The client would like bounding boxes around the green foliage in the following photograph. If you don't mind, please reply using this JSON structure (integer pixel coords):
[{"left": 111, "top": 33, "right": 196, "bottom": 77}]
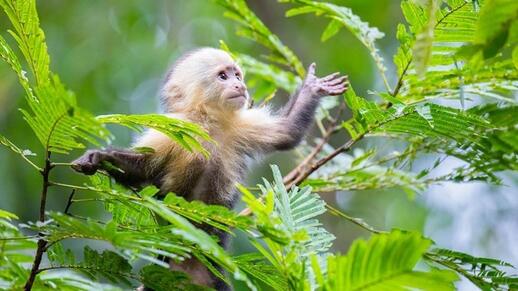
[
  {"left": 397, "top": 0, "right": 517, "bottom": 104},
  {"left": 233, "top": 253, "right": 288, "bottom": 290},
  {"left": 0, "top": 0, "right": 210, "bottom": 155},
  {"left": 302, "top": 148, "right": 428, "bottom": 193},
  {"left": 140, "top": 265, "right": 210, "bottom": 291},
  {"left": 321, "top": 230, "right": 458, "bottom": 290},
  {"left": 214, "top": 0, "right": 305, "bottom": 77},
  {"left": 282, "top": 0, "right": 389, "bottom": 88},
  {"left": 238, "top": 165, "right": 334, "bottom": 289},
  {"left": 426, "top": 248, "right": 518, "bottom": 290},
  {"left": 1, "top": 0, "right": 517, "bottom": 290},
  {"left": 266, "top": 165, "right": 335, "bottom": 258},
  {"left": 472, "top": 0, "right": 518, "bottom": 58},
  {"left": 47, "top": 244, "right": 134, "bottom": 285},
  {"left": 97, "top": 114, "right": 213, "bottom": 157}
]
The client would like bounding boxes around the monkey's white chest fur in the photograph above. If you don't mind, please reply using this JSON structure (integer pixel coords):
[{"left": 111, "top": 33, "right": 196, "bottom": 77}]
[{"left": 134, "top": 112, "right": 259, "bottom": 207}]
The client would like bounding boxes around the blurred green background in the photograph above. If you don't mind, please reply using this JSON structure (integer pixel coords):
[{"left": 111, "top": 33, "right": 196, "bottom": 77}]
[{"left": 1, "top": 1, "right": 517, "bottom": 289}]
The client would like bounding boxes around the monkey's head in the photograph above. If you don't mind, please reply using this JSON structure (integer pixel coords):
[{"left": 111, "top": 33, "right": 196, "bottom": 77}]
[{"left": 163, "top": 47, "right": 249, "bottom": 113}]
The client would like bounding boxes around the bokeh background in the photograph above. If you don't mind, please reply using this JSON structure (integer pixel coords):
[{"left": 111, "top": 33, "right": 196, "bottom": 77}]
[{"left": 1, "top": 1, "right": 517, "bottom": 289}]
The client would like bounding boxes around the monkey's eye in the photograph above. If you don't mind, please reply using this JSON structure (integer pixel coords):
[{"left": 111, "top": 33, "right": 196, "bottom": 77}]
[
  {"left": 235, "top": 73, "right": 241, "bottom": 81},
  {"left": 218, "top": 72, "right": 228, "bottom": 81}
]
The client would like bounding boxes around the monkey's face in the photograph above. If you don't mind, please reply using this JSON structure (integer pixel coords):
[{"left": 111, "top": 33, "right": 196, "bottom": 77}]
[{"left": 214, "top": 64, "right": 249, "bottom": 110}]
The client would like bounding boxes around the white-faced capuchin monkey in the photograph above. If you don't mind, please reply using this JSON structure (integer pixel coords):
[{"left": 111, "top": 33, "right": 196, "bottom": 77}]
[{"left": 72, "top": 47, "right": 348, "bottom": 290}]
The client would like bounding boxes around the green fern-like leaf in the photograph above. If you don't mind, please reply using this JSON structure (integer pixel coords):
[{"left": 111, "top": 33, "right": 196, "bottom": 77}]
[
  {"left": 265, "top": 165, "right": 335, "bottom": 257},
  {"left": 97, "top": 114, "right": 213, "bottom": 157},
  {"left": 397, "top": 0, "right": 518, "bottom": 104},
  {"left": 0, "top": 0, "right": 111, "bottom": 154},
  {"left": 42, "top": 212, "right": 190, "bottom": 267},
  {"left": 139, "top": 197, "right": 257, "bottom": 290},
  {"left": 234, "top": 253, "right": 288, "bottom": 290},
  {"left": 323, "top": 230, "right": 458, "bottom": 290},
  {"left": 426, "top": 248, "right": 518, "bottom": 290}
]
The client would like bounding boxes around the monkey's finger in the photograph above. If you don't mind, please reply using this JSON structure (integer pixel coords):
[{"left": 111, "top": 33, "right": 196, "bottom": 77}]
[
  {"left": 327, "top": 89, "right": 346, "bottom": 96},
  {"left": 324, "top": 76, "right": 347, "bottom": 86},
  {"left": 331, "top": 84, "right": 348, "bottom": 93},
  {"left": 331, "top": 85, "right": 349, "bottom": 94},
  {"left": 321, "top": 72, "right": 340, "bottom": 82},
  {"left": 71, "top": 162, "right": 98, "bottom": 175},
  {"left": 325, "top": 83, "right": 348, "bottom": 93},
  {"left": 325, "top": 82, "right": 348, "bottom": 90},
  {"left": 307, "top": 63, "right": 316, "bottom": 76}
]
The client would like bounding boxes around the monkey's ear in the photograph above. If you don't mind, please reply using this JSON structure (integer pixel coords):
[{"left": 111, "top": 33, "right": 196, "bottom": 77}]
[{"left": 161, "top": 85, "right": 184, "bottom": 110}]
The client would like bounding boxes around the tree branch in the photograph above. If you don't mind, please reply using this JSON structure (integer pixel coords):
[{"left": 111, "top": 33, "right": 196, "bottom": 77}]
[
  {"left": 286, "top": 137, "right": 359, "bottom": 188},
  {"left": 24, "top": 153, "right": 51, "bottom": 291},
  {"left": 284, "top": 102, "right": 346, "bottom": 185}
]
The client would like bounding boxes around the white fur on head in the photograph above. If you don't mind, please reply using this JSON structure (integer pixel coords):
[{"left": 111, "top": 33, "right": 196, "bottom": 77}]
[{"left": 162, "top": 47, "right": 237, "bottom": 113}]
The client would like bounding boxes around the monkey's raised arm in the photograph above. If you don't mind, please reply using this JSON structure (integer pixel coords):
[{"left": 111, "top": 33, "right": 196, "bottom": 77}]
[
  {"left": 268, "top": 63, "right": 348, "bottom": 150},
  {"left": 72, "top": 149, "right": 154, "bottom": 188}
]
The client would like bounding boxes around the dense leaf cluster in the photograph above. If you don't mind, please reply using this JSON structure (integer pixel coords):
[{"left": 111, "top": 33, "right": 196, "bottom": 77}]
[{"left": 1, "top": 0, "right": 517, "bottom": 290}]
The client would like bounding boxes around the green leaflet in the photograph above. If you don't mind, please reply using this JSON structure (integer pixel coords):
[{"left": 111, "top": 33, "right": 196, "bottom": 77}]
[
  {"left": 97, "top": 114, "right": 213, "bottom": 157},
  {"left": 426, "top": 248, "right": 518, "bottom": 290},
  {"left": 0, "top": 0, "right": 111, "bottom": 154},
  {"left": 397, "top": 0, "right": 518, "bottom": 104},
  {"left": 47, "top": 244, "right": 134, "bottom": 286},
  {"left": 323, "top": 230, "right": 458, "bottom": 290}
]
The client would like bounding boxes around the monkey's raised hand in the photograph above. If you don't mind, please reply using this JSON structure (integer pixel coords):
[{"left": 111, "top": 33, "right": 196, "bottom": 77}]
[{"left": 302, "top": 63, "right": 349, "bottom": 97}]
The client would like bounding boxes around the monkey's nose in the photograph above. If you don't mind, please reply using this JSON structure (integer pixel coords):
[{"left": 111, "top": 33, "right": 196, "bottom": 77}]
[{"left": 234, "top": 83, "right": 245, "bottom": 92}]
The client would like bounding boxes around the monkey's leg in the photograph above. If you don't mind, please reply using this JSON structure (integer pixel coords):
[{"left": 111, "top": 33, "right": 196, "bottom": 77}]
[{"left": 72, "top": 149, "right": 151, "bottom": 187}]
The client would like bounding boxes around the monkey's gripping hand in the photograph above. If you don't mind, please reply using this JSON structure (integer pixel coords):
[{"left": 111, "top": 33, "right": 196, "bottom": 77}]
[
  {"left": 72, "top": 150, "right": 110, "bottom": 175},
  {"left": 72, "top": 149, "right": 150, "bottom": 187},
  {"left": 302, "top": 63, "right": 349, "bottom": 98}
]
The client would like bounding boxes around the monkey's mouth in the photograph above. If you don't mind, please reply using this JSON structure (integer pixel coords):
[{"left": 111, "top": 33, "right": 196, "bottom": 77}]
[{"left": 228, "top": 95, "right": 246, "bottom": 100}]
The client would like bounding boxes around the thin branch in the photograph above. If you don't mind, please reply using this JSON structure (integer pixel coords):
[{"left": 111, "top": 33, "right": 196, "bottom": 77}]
[
  {"left": 36, "top": 265, "right": 140, "bottom": 280},
  {"left": 288, "top": 137, "right": 360, "bottom": 188},
  {"left": 64, "top": 190, "right": 76, "bottom": 215},
  {"left": 423, "top": 252, "right": 486, "bottom": 288},
  {"left": 326, "top": 204, "right": 386, "bottom": 234},
  {"left": 391, "top": 58, "right": 412, "bottom": 98},
  {"left": 284, "top": 102, "right": 346, "bottom": 185},
  {"left": 24, "top": 152, "right": 51, "bottom": 291},
  {"left": 434, "top": 1, "right": 469, "bottom": 29},
  {"left": 24, "top": 109, "right": 71, "bottom": 290}
]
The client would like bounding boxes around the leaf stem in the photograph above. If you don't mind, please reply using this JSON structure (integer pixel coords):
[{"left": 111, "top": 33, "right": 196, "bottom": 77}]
[
  {"left": 51, "top": 162, "right": 74, "bottom": 167},
  {"left": 0, "top": 235, "right": 39, "bottom": 241},
  {"left": 326, "top": 204, "right": 386, "bottom": 234},
  {"left": 35, "top": 265, "right": 140, "bottom": 280},
  {"left": 49, "top": 181, "right": 89, "bottom": 191}
]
